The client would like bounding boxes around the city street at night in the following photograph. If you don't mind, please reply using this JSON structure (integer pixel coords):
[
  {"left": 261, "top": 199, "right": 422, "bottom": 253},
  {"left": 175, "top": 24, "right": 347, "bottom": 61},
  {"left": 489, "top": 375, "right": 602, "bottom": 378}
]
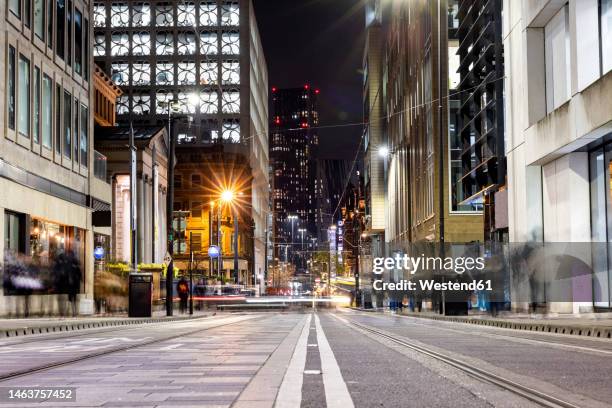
[
  {"left": 0, "top": 309, "right": 610, "bottom": 407},
  {"left": 2, "top": 0, "right": 612, "bottom": 406}
]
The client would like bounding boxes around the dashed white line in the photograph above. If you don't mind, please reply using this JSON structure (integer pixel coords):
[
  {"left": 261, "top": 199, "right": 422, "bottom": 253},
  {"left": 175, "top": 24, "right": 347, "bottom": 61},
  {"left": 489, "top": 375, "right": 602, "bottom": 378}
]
[{"left": 315, "top": 314, "right": 355, "bottom": 408}]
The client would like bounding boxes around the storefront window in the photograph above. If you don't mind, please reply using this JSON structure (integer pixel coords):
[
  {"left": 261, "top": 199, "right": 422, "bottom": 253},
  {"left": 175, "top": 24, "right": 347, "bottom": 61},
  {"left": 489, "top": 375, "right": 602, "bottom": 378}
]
[
  {"left": 589, "top": 144, "right": 612, "bottom": 308},
  {"left": 29, "top": 218, "right": 85, "bottom": 279},
  {"left": 4, "top": 211, "right": 25, "bottom": 253}
]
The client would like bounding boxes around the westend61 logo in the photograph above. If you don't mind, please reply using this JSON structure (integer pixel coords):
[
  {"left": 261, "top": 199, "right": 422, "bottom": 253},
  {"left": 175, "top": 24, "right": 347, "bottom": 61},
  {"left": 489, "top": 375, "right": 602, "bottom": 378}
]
[{"left": 372, "top": 254, "right": 492, "bottom": 292}]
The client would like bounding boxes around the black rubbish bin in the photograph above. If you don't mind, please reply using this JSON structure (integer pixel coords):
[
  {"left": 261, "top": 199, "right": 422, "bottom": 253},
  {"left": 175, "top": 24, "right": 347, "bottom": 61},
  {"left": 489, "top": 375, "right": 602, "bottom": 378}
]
[{"left": 129, "top": 273, "right": 153, "bottom": 317}]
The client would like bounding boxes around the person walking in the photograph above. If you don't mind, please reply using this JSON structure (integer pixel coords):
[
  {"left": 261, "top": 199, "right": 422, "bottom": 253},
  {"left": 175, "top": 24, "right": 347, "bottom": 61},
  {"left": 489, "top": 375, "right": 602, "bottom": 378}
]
[
  {"left": 65, "top": 251, "right": 82, "bottom": 317},
  {"left": 177, "top": 276, "right": 189, "bottom": 314}
]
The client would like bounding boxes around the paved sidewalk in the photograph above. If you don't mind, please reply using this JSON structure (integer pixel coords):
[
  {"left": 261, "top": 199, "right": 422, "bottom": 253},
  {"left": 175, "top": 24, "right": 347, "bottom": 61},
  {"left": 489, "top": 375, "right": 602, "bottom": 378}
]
[
  {"left": 354, "top": 308, "right": 612, "bottom": 339},
  {"left": 0, "top": 311, "right": 211, "bottom": 338}
]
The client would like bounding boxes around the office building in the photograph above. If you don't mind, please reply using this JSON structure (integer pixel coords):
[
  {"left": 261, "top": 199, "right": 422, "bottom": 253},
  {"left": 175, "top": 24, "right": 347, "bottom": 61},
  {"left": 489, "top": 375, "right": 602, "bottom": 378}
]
[
  {"left": 92, "top": 0, "right": 269, "bottom": 284},
  {"left": 270, "top": 86, "right": 319, "bottom": 266},
  {"left": 505, "top": 0, "right": 612, "bottom": 313},
  {"left": 1, "top": 0, "right": 96, "bottom": 315}
]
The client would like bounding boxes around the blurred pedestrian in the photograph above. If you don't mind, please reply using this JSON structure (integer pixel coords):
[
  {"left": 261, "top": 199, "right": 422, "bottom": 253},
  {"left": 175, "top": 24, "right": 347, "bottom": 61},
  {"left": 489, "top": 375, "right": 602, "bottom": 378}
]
[
  {"left": 177, "top": 276, "right": 189, "bottom": 314},
  {"left": 53, "top": 251, "right": 69, "bottom": 316},
  {"left": 66, "top": 251, "right": 82, "bottom": 317}
]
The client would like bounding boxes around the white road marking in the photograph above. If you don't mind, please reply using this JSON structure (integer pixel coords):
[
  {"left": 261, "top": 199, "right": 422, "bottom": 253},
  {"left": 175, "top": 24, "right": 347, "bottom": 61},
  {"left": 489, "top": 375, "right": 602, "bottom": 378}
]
[
  {"left": 160, "top": 343, "right": 184, "bottom": 350},
  {"left": 274, "top": 314, "right": 312, "bottom": 408},
  {"left": 315, "top": 314, "right": 355, "bottom": 408},
  {"left": 304, "top": 369, "right": 322, "bottom": 375}
]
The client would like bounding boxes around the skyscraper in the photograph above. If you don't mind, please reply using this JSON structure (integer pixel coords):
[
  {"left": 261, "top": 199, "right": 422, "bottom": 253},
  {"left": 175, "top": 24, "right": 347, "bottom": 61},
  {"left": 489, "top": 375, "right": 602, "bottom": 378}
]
[
  {"left": 92, "top": 0, "right": 269, "bottom": 282},
  {"left": 270, "top": 86, "right": 319, "bottom": 265}
]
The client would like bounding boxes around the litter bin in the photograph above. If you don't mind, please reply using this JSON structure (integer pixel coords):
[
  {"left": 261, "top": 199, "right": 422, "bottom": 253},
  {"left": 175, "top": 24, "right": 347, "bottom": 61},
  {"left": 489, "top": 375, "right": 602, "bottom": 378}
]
[{"left": 129, "top": 273, "right": 153, "bottom": 317}]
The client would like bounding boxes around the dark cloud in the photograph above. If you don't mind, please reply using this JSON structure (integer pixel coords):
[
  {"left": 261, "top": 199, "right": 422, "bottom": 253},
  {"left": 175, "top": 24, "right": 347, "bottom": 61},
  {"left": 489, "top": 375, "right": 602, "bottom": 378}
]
[{"left": 253, "top": 0, "right": 365, "bottom": 159}]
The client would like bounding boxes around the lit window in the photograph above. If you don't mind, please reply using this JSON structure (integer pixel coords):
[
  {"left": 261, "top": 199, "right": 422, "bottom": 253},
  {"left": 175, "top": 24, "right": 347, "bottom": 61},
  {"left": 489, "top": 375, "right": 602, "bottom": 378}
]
[
  {"left": 200, "top": 62, "right": 218, "bottom": 85},
  {"left": 156, "top": 92, "right": 172, "bottom": 114},
  {"left": 199, "top": 2, "right": 217, "bottom": 26},
  {"left": 221, "top": 61, "right": 240, "bottom": 84},
  {"left": 177, "top": 62, "right": 196, "bottom": 85},
  {"left": 132, "top": 2, "right": 151, "bottom": 27},
  {"left": 94, "top": 34, "right": 106, "bottom": 57},
  {"left": 132, "top": 63, "right": 151, "bottom": 85},
  {"left": 177, "top": 92, "right": 198, "bottom": 114},
  {"left": 156, "top": 32, "right": 174, "bottom": 55},
  {"left": 74, "top": 9, "right": 83, "bottom": 75},
  {"left": 133, "top": 95, "right": 151, "bottom": 115},
  {"left": 110, "top": 3, "right": 129, "bottom": 27},
  {"left": 132, "top": 32, "right": 151, "bottom": 55},
  {"left": 155, "top": 3, "right": 173, "bottom": 26},
  {"left": 221, "top": 2, "right": 239, "bottom": 26},
  {"left": 155, "top": 63, "right": 174, "bottom": 85},
  {"left": 177, "top": 33, "right": 196, "bottom": 55},
  {"left": 111, "top": 63, "right": 129, "bottom": 85},
  {"left": 80, "top": 105, "right": 88, "bottom": 167},
  {"left": 221, "top": 91, "right": 240, "bottom": 113},
  {"left": 177, "top": 2, "right": 196, "bottom": 26},
  {"left": 199, "top": 92, "right": 218, "bottom": 114},
  {"left": 200, "top": 32, "right": 218, "bottom": 55},
  {"left": 116, "top": 95, "right": 130, "bottom": 115},
  {"left": 93, "top": 3, "right": 106, "bottom": 27},
  {"left": 110, "top": 33, "right": 129, "bottom": 56},
  {"left": 221, "top": 32, "right": 240, "bottom": 54},
  {"left": 63, "top": 91, "right": 71, "bottom": 157},
  {"left": 222, "top": 120, "right": 240, "bottom": 143}
]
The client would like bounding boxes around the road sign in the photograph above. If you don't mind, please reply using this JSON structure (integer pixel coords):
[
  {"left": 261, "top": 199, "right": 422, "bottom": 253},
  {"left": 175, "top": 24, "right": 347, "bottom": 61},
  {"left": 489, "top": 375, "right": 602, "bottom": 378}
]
[
  {"left": 94, "top": 246, "right": 105, "bottom": 260},
  {"left": 208, "top": 245, "right": 220, "bottom": 258},
  {"left": 315, "top": 278, "right": 321, "bottom": 284},
  {"left": 163, "top": 252, "right": 172, "bottom": 266}
]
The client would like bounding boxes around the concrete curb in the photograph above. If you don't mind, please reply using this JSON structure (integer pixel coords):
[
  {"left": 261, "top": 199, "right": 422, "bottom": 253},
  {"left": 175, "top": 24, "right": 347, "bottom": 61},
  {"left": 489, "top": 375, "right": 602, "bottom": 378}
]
[
  {"left": 0, "top": 315, "right": 206, "bottom": 338},
  {"left": 351, "top": 308, "right": 612, "bottom": 339}
]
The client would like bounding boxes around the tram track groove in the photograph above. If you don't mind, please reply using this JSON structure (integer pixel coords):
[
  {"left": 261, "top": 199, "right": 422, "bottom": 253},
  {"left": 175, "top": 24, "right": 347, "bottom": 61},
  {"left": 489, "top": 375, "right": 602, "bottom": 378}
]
[{"left": 332, "top": 314, "right": 583, "bottom": 408}]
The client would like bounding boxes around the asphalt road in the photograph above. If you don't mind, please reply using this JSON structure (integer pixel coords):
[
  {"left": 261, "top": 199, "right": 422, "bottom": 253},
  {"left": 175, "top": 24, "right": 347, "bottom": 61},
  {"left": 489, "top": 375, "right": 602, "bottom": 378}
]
[{"left": 0, "top": 309, "right": 610, "bottom": 407}]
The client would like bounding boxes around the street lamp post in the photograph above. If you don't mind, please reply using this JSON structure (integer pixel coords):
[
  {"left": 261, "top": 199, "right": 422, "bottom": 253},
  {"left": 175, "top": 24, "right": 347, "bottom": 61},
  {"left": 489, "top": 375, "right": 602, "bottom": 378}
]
[
  {"left": 298, "top": 228, "right": 306, "bottom": 271},
  {"left": 288, "top": 215, "right": 297, "bottom": 264},
  {"left": 209, "top": 201, "right": 214, "bottom": 279},
  {"left": 189, "top": 231, "right": 194, "bottom": 315},
  {"left": 221, "top": 190, "right": 239, "bottom": 285},
  {"left": 163, "top": 99, "right": 181, "bottom": 317}
]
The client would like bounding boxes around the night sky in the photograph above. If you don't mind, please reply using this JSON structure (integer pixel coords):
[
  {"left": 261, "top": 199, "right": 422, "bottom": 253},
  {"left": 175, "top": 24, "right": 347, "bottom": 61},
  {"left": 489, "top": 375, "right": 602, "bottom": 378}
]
[{"left": 252, "top": 0, "right": 366, "bottom": 159}]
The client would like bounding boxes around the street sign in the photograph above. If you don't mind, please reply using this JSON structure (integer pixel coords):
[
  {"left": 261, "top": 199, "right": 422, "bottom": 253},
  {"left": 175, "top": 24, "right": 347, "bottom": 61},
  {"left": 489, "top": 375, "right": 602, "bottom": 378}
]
[
  {"left": 94, "top": 246, "right": 105, "bottom": 261},
  {"left": 208, "top": 245, "right": 220, "bottom": 258},
  {"left": 315, "top": 278, "right": 321, "bottom": 284},
  {"left": 163, "top": 252, "right": 172, "bottom": 266}
]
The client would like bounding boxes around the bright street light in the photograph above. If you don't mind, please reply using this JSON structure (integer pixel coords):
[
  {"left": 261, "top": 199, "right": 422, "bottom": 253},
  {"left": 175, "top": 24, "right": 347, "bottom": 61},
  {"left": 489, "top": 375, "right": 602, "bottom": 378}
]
[
  {"left": 221, "top": 190, "right": 235, "bottom": 203},
  {"left": 378, "top": 146, "right": 389, "bottom": 158}
]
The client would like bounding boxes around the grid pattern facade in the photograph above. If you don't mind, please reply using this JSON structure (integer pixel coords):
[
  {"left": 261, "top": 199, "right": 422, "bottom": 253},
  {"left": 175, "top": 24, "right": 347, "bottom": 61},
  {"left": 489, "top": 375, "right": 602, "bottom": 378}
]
[
  {"left": 456, "top": 0, "right": 505, "bottom": 203},
  {"left": 92, "top": 0, "right": 244, "bottom": 144}
]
